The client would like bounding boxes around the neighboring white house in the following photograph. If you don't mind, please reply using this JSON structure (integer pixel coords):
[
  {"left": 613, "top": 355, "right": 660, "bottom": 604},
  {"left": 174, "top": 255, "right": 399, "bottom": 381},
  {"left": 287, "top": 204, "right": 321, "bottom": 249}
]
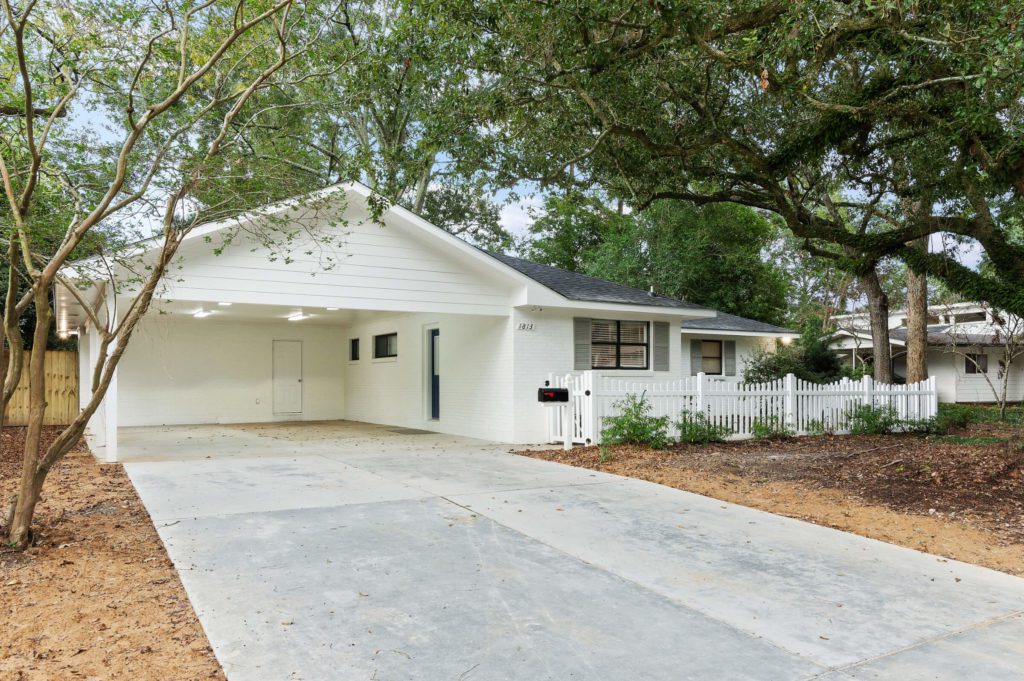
[
  {"left": 57, "top": 182, "right": 793, "bottom": 459},
  {"left": 830, "top": 302, "right": 1024, "bottom": 404}
]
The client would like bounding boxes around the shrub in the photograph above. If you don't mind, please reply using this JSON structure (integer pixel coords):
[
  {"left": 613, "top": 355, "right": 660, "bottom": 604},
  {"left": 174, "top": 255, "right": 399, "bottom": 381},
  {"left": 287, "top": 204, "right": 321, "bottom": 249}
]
[
  {"left": 847, "top": 405, "right": 903, "bottom": 435},
  {"left": 750, "top": 416, "right": 794, "bottom": 440},
  {"left": 676, "top": 410, "right": 732, "bottom": 444},
  {"left": 743, "top": 317, "right": 847, "bottom": 384},
  {"left": 932, "top": 404, "right": 976, "bottom": 434},
  {"left": 804, "top": 419, "right": 835, "bottom": 436},
  {"left": 601, "top": 392, "right": 671, "bottom": 449}
]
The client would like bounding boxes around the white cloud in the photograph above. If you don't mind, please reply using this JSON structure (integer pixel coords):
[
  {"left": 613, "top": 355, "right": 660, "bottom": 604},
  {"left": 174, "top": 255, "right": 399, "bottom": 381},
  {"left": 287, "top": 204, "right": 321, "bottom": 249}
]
[{"left": 498, "top": 193, "right": 545, "bottom": 238}]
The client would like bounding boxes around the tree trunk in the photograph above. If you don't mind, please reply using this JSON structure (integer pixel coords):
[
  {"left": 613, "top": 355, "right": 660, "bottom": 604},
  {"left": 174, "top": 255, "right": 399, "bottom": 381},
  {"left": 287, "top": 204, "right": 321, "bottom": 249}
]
[
  {"left": 905, "top": 237, "right": 929, "bottom": 384},
  {"left": 1, "top": 245, "right": 25, "bottom": 431},
  {"left": 859, "top": 267, "right": 894, "bottom": 383},
  {"left": 6, "top": 287, "right": 52, "bottom": 548}
]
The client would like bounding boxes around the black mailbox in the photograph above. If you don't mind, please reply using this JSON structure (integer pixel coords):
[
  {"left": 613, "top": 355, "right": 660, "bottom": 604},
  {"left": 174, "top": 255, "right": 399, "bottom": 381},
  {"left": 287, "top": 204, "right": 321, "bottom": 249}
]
[{"left": 538, "top": 387, "right": 569, "bottom": 403}]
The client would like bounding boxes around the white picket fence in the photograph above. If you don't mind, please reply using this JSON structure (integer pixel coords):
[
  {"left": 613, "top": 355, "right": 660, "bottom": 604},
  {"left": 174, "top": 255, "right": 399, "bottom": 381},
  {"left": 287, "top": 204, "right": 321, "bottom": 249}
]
[{"left": 546, "top": 371, "right": 939, "bottom": 447}]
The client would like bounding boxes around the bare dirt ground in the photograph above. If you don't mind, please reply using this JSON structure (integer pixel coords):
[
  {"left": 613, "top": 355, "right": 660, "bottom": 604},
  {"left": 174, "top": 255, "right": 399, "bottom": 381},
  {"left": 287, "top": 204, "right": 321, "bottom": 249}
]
[
  {"left": 0, "top": 427, "right": 225, "bottom": 680},
  {"left": 523, "top": 424, "right": 1024, "bottom": 576}
]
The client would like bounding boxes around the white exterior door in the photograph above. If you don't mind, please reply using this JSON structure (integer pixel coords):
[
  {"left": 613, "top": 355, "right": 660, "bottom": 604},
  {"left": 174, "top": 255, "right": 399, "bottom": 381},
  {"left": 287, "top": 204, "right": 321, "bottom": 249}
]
[{"left": 273, "top": 340, "right": 303, "bottom": 414}]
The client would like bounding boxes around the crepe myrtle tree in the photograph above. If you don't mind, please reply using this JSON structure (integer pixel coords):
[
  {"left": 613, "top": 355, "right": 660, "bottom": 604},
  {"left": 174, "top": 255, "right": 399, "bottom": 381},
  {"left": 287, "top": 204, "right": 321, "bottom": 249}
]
[{"left": 0, "top": 0, "right": 357, "bottom": 548}]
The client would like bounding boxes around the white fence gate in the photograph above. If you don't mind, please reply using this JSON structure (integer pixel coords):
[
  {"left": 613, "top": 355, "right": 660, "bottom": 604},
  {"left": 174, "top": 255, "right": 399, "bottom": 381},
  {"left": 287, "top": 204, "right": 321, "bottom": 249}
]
[{"left": 546, "top": 371, "right": 939, "bottom": 446}]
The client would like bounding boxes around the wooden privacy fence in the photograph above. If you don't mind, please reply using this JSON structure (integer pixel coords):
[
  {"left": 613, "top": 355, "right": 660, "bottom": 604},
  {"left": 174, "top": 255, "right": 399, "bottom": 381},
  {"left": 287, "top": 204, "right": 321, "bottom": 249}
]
[
  {"left": 547, "top": 371, "right": 939, "bottom": 446},
  {"left": 2, "top": 350, "right": 79, "bottom": 426}
]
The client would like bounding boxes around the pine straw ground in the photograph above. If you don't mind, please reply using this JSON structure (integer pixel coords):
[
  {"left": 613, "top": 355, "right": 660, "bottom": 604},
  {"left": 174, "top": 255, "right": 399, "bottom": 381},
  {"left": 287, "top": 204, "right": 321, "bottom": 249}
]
[
  {"left": 0, "top": 427, "right": 224, "bottom": 680},
  {"left": 523, "top": 421, "right": 1024, "bottom": 576}
]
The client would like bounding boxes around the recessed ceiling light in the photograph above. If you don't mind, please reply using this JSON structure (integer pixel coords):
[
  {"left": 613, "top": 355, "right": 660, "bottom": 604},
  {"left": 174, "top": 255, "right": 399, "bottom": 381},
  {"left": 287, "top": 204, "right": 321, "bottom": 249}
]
[
  {"left": 287, "top": 313, "right": 312, "bottom": 322},
  {"left": 194, "top": 309, "right": 214, "bottom": 318},
  {"left": 218, "top": 302, "right": 232, "bottom": 306},
  {"left": 325, "top": 307, "right": 339, "bottom": 311}
]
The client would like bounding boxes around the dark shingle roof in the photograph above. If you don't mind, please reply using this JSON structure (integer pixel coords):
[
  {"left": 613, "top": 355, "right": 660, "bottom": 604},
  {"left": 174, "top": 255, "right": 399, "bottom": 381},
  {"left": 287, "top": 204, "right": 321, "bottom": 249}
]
[
  {"left": 680, "top": 310, "right": 795, "bottom": 335},
  {"left": 480, "top": 250, "right": 708, "bottom": 310}
]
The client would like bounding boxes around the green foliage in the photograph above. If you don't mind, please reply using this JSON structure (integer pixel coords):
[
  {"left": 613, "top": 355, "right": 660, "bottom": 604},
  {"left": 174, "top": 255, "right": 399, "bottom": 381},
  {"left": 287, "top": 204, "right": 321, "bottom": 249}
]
[
  {"left": 935, "top": 403, "right": 1024, "bottom": 426},
  {"left": 804, "top": 419, "right": 835, "bottom": 436},
  {"left": 750, "top": 417, "right": 794, "bottom": 440},
  {"left": 676, "top": 410, "right": 731, "bottom": 444},
  {"left": 523, "top": 195, "right": 790, "bottom": 325},
  {"left": 442, "top": 0, "right": 1024, "bottom": 314},
  {"left": 847, "top": 405, "right": 904, "bottom": 436},
  {"left": 932, "top": 404, "right": 977, "bottom": 434},
  {"left": 744, "top": 317, "right": 846, "bottom": 384},
  {"left": 600, "top": 393, "right": 671, "bottom": 449}
]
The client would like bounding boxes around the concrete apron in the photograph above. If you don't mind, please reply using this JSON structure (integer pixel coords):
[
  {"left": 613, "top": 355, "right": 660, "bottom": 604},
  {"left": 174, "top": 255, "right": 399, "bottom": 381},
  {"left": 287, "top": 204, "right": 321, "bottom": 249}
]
[{"left": 125, "top": 432, "right": 1024, "bottom": 681}]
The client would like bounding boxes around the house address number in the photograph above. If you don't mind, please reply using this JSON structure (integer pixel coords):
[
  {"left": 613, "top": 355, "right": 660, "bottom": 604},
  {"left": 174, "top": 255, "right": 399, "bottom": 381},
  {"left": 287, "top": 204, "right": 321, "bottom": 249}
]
[{"left": 517, "top": 323, "right": 535, "bottom": 331}]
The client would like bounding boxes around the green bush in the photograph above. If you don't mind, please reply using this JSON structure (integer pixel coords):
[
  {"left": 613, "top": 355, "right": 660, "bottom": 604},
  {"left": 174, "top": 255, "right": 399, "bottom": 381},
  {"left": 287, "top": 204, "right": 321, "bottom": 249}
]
[
  {"left": 676, "top": 410, "right": 732, "bottom": 444},
  {"left": 743, "top": 317, "right": 846, "bottom": 384},
  {"left": 847, "top": 405, "right": 900, "bottom": 435},
  {"left": 932, "top": 404, "right": 976, "bottom": 434},
  {"left": 600, "top": 392, "right": 671, "bottom": 449},
  {"left": 847, "top": 405, "right": 921, "bottom": 435},
  {"left": 750, "top": 416, "right": 794, "bottom": 440},
  {"left": 804, "top": 418, "right": 835, "bottom": 436}
]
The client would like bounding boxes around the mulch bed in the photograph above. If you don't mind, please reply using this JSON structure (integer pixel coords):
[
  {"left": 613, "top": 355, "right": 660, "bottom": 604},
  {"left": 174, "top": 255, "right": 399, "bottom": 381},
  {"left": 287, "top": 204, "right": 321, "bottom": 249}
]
[
  {"left": 0, "top": 426, "right": 225, "bottom": 680},
  {"left": 522, "top": 423, "right": 1024, "bottom": 575}
]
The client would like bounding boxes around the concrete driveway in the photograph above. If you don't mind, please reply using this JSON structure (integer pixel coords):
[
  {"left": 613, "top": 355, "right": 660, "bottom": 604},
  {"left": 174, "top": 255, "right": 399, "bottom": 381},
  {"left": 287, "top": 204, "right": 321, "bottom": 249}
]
[{"left": 124, "top": 423, "right": 1024, "bottom": 681}]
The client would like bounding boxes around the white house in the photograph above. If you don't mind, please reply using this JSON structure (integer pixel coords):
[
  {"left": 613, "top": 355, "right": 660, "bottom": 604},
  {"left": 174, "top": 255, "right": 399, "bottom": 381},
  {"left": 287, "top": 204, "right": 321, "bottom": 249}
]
[
  {"left": 830, "top": 302, "right": 1024, "bottom": 404},
  {"left": 57, "top": 182, "right": 793, "bottom": 459}
]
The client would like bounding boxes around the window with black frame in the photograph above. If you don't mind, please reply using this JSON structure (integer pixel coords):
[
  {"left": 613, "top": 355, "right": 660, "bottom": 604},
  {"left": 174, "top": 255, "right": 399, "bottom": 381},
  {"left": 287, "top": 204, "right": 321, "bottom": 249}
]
[
  {"left": 591, "top": 320, "right": 649, "bottom": 369},
  {"left": 373, "top": 332, "right": 398, "bottom": 358}
]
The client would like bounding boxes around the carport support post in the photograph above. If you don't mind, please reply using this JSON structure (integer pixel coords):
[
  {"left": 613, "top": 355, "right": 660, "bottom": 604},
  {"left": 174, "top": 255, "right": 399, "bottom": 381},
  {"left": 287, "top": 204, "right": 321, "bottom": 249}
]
[{"left": 103, "top": 358, "right": 118, "bottom": 463}]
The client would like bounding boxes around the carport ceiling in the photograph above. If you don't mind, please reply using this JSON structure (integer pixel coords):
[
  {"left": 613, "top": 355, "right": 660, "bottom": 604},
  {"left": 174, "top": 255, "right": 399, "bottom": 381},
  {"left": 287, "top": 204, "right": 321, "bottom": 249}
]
[{"left": 143, "top": 299, "right": 373, "bottom": 325}]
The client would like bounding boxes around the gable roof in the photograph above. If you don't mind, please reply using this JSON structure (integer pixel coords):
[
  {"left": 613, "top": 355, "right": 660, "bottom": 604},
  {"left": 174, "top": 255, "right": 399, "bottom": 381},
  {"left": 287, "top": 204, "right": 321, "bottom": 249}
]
[
  {"left": 680, "top": 310, "right": 795, "bottom": 336},
  {"left": 61, "top": 182, "right": 716, "bottom": 319},
  {"left": 480, "top": 250, "right": 708, "bottom": 310}
]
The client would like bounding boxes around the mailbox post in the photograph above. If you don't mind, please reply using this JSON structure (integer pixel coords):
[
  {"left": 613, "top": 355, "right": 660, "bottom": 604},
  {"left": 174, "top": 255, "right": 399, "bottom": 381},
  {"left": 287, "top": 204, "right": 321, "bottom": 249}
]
[{"left": 538, "top": 384, "right": 573, "bottom": 450}]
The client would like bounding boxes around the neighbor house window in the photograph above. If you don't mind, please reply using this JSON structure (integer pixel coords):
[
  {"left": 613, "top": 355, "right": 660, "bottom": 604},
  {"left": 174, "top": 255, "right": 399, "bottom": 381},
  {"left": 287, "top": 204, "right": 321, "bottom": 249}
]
[
  {"left": 590, "top": 320, "right": 649, "bottom": 370},
  {"left": 965, "top": 353, "right": 988, "bottom": 374},
  {"left": 373, "top": 333, "right": 398, "bottom": 358},
  {"left": 701, "top": 340, "right": 723, "bottom": 375},
  {"left": 349, "top": 338, "right": 360, "bottom": 361}
]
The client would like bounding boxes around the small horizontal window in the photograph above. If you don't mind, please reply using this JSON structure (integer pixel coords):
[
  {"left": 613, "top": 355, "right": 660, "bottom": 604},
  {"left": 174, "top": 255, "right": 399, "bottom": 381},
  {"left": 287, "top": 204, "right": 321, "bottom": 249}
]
[
  {"left": 349, "top": 338, "right": 360, "bottom": 361},
  {"left": 374, "top": 333, "right": 397, "bottom": 359}
]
